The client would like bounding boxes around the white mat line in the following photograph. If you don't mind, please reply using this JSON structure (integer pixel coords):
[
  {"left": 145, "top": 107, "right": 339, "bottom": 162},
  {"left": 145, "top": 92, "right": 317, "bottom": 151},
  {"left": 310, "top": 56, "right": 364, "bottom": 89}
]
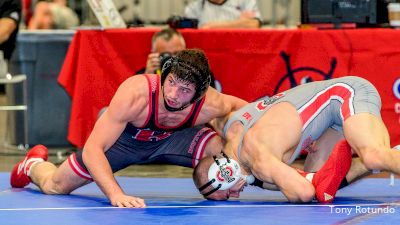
[{"left": 1, "top": 203, "right": 400, "bottom": 211}]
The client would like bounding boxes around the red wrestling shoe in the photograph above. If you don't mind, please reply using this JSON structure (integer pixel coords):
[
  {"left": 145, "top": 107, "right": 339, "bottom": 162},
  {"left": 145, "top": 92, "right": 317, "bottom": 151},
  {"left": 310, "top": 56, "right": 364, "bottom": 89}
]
[
  {"left": 10, "top": 144, "right": 48, "bottom": 188},
  {"left": 312, "top": 140, "right": 352, "bottom": 203}
]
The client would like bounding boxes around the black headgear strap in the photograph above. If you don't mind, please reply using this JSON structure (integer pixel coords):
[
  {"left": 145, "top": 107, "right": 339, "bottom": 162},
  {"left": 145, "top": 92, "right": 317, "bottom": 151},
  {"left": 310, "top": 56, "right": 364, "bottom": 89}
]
[{"left": 197, "top": 153, "right": 230, "bottom": 197}]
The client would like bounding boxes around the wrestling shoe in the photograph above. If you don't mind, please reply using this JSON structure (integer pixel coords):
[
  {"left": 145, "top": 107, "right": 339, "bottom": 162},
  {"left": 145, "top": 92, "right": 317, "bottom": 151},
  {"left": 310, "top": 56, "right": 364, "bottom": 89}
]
[
  {"left": 312, "top": 139, "right": 352, "bottom": 203},
  {"left": 10, "top": 144, "right": 48, "bottom": 188}
]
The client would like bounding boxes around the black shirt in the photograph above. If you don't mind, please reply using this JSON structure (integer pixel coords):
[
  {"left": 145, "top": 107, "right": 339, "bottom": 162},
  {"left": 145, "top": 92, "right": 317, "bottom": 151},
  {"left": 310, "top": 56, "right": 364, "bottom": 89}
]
[{"left": 0, "top": 0, "right": 21, "bottom": 60}]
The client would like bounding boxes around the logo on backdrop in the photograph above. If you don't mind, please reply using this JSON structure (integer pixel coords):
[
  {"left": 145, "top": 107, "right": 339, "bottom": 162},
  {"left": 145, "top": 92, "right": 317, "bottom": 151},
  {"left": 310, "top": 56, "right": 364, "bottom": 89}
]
[
  {"left": 393, "top": 78, "right": 400, "bottom": 100},
  {"left": 273, "top": 51, "right": 336, "bottom": 94},
  {"left": 393, "top": 78, "right": 400, "bottom": 124}
]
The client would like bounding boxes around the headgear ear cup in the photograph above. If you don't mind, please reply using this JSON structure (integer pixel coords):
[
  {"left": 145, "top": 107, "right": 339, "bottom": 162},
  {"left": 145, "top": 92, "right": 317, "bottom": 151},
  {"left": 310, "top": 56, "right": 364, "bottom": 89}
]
[
  {"left": 207, "top": 157, "right": 242, "bottom": 190},
  {"left": 160, "top": 57, "right": 175, "bottom": 85},
  {"left": 199, "top": 153, "right": 256, "bottom": 197}
]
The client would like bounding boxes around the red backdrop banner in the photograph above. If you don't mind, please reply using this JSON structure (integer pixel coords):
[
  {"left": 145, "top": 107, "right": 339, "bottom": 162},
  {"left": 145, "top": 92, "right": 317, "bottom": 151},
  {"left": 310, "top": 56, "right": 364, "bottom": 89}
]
[{"left": 58, "top": 28, "right": 400, "bottom": 148}]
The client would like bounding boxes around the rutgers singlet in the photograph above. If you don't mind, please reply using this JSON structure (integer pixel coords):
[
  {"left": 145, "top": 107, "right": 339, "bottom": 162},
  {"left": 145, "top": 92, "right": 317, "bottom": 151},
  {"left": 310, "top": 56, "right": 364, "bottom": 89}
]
[{"left": 125, "top": 74, "right": 206, "bottom": 142}]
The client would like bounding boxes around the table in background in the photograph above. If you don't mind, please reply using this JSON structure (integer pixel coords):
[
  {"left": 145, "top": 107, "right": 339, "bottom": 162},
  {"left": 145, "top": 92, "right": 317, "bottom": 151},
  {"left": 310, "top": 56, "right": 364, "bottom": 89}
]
[{"left": 10, "top": 30, "right": 75, "bottom": 147}]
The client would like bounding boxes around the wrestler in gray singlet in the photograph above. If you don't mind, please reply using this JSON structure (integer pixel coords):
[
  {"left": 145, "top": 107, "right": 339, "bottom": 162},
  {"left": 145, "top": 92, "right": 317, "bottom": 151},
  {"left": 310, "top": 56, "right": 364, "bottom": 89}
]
[{"left": 223, "top": 76, "right": 381, "bottom": 165}]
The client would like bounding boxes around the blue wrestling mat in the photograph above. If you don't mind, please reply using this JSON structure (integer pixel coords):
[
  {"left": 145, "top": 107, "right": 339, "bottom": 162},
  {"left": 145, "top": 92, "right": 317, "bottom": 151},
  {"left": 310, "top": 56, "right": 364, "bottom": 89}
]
[{"left": 0, "top": 172, "right": 399, "bottom": 225}]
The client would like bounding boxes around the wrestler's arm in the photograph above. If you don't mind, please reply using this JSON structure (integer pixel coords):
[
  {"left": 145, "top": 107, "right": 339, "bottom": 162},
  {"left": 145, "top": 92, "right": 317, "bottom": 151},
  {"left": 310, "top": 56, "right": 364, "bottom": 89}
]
[
  {"left": 251, "top": 178, "right": 280, "bottom": 191},
  {"left": 204, "top": 88, "right": 247, "bottom": 135},
  {"left": 251, "top": 156, "right": 315, "bottom": 203},
  {"left": 208, "top": 113, "right": 232, "bottom": 136},
  {"left": 82, "top": 76, "right": 147, "bottom": 208}
]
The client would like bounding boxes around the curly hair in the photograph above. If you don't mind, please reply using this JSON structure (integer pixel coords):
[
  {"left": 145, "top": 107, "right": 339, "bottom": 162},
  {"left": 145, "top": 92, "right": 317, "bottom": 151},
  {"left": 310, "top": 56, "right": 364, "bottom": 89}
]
[{"left": 161, "top": 49, "right": 212, "bottom": 104}]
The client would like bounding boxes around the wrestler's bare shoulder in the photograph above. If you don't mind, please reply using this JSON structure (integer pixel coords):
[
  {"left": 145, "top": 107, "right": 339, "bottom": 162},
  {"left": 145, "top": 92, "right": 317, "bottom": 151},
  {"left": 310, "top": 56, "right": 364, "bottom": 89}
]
[
  {"left": 195, "top": 88, "right": 226, "bottom": 120},
  {"left": 108, "top": 75, "right": 151, "bottom": 121},
  {"left": 118, "top": 75, "right": 150, "bottom": 97},
  {"left": 203, "top": 88, "right": 241, "bottom": 113}
]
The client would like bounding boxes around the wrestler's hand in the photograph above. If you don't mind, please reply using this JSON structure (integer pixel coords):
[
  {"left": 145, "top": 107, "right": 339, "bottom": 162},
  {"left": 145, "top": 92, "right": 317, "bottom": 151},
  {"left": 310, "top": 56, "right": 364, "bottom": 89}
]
[
  {"left": 110, "top": 194, "right": 146, "bottom": 208},
  {"left": 145, "top": 52, "right": 161, "bottom": 74}
]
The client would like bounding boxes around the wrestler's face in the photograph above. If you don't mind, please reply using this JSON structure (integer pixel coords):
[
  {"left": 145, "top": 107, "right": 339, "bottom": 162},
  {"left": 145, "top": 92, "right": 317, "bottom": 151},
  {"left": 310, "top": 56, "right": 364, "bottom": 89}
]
[
  {"left": 206, "top": 178, "right": 247, "bottom": 200},
  {"left": 163, "top": 74, "right": 196, "bottom": 109}
]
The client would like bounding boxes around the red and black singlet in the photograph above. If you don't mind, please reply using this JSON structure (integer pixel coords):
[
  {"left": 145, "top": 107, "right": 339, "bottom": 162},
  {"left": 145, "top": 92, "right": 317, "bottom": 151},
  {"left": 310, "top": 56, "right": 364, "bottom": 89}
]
[{"left": 124, "top": 74, "right": 205, "bottom": 142}]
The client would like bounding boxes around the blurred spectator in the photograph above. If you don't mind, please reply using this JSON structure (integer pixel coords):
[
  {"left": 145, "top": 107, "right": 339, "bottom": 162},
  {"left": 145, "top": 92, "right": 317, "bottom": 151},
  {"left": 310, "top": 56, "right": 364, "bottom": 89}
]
[
  {"left": 0, "top": 0, "right": 22, "bottom": 60},
  {"left": 184, "top": 0, "right": 261, "bottom": 29},
  {"left": 136, "top": 28, "right": 186, "bottom": 75},
  {"left": 28, "top": 0, "right": 79, "bottom": 29},
  {"left": 136, "top": 28, "right": 216, "bottom": 88}
]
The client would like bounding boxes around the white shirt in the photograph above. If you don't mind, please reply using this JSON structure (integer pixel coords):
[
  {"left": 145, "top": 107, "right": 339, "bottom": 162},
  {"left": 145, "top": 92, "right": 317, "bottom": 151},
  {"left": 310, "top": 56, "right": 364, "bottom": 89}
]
[{"left": 184, "top": 0, "right": 261, "bottom": 27}]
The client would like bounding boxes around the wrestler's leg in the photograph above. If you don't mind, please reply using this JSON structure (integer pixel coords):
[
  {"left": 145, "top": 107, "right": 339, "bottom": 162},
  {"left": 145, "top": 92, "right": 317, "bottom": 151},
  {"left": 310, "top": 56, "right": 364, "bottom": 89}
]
[
  {"left": 345, "top": 157, "right": 370, "bottom": 183},
  {"left": 202, "top": 134, "right": 224, "bottom": 158},
  {"left": 149, "top": 126, "right": 220, "bottom": 168},
  {"left": 304, "top": 128, "right": 344, "bottom": 172},
  {"left": 343, "top": 113, "right": 399, "bottom": 173},
  {"left": 10, "top": 145, "right": 91, "bottom": 194},
  {"left": 304, "top": 128, "right": 370, "bottom": 184},
  {"left": 30, "top": 159, "right": 91, "bottom": 194}
]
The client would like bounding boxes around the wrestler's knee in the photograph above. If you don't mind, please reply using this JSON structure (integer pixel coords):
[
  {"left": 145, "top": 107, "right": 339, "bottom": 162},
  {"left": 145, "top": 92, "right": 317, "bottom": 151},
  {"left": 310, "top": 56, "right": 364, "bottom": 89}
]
[
  {"left": 288, "top": 183, "right": 315, "bottom": 203},
  {"left": 298, "top": 188, "right": 315, "bottom": 203},
  {"left": 41, "top": 176, "right": 73, "bottom": 195},
  {"left": 40, "top": 167, "right": 86, "bottom": 195},
  {"left": 289, "top": 192, "right": 315, "bottom": 203}
]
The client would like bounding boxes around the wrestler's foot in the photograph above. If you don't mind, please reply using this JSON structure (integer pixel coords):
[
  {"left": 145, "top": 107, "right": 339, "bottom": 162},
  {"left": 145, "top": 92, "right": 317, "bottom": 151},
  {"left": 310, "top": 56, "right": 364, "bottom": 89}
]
[
  {"left": 10, "top": 144, "right": 48, "bottom": 188},
  {"left": 312, "top": 140, "right": 352, "bottom": 203}
]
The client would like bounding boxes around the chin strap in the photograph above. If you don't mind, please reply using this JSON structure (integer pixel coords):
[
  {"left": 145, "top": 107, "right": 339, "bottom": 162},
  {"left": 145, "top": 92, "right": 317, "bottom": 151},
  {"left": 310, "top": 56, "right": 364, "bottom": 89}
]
[{"left": 163, "top": 99, "right": 190, "bottom": 112}]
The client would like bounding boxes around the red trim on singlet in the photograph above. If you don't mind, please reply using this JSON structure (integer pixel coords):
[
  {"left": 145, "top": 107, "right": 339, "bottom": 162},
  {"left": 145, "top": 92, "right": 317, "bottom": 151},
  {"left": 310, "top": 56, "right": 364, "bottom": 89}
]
[
  {"left": 136, "top": 75, "right": 158, "bottom": 128},
  {"left": 67, "top": 154, "right": 92, "bottom": 181},
  {"left": 299, "top": 84, "right": 354, "bottom": 130},
  {"left": 191, "top": 96, "right": 206, "bottom": 126},
  {"left": 192, "top": 130, "right": 217, "bottom": 167}
]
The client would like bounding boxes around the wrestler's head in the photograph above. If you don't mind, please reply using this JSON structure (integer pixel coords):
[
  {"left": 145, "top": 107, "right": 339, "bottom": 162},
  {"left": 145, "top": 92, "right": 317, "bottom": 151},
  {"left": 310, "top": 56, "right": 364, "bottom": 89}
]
[
  {"left": 161, "top": 49, "right": 211, "bottom": 111},
  {"left": 193, "top": 152, "right": 252, "bottom": 200}
]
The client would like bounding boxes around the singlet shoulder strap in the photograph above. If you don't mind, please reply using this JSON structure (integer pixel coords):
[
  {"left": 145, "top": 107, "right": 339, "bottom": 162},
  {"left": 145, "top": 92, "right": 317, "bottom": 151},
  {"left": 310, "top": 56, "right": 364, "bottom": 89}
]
[
  {"left": 186, "top": 96, "right": 206, "bottom": 127},
  {"left": 143, "top": 74, "right": 159, "bottom": 129}
]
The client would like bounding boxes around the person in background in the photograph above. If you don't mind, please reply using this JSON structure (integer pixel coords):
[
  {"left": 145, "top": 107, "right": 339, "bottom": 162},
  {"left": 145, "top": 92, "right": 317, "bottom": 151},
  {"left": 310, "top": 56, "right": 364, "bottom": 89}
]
[
  {"left": 184, "top": 0, "right": 261, "bottom": 29},
  {"left": 137, "top": 28, "right": 186, "bottom": 75},
  {"left": 136, "top": 28, "right": 216, "bottom": 88},
  {"left": 0, "top": 0, "right": 22, "bottom": 61},
  {"left": 27, "top": 0, "right": 79, "bottom": 29},
  {"left": 0, "top": 0, "right": 21, "bottom": 92}
]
